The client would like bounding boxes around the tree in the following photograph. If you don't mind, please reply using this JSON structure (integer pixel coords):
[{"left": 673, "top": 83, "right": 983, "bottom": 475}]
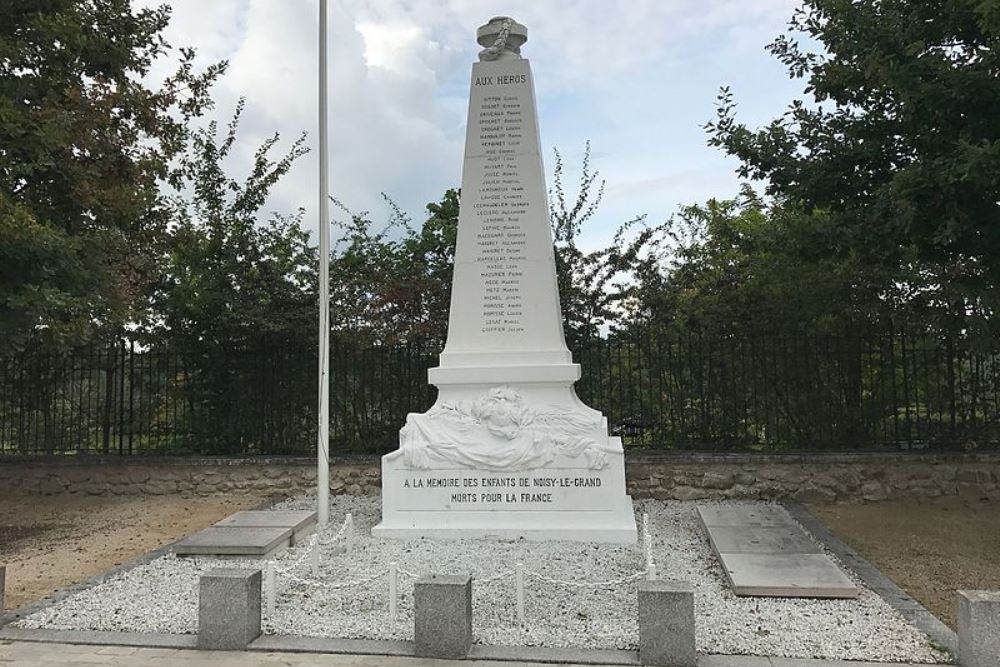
[
  {"left": 149, "top": 100, "right": 314, "bottom": 453},
  {"left": 0, "top": 1, "right": 224, "bottom": 352},
  {"left": 154, "top": 100, "right": 314, "bottom": 352},
  {"left": 327, "top": 190, "right": 458, "bottom": 347},
  {"left": 706, "top": 0, "right": 1000, "bottom": 338},
  {"left": 636, "top": 189, "right": 873, "bottom": 335},
  {"left": 549, "top": 143, "right": 667, "bottom": 345}
]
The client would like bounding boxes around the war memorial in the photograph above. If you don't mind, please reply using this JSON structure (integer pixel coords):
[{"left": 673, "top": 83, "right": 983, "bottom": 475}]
[
  {"left": 374, "top": 17, "right": 637, "bottom": 544},
  {"left": 0, "top": 13, "right": 998, "bottom": 667}
]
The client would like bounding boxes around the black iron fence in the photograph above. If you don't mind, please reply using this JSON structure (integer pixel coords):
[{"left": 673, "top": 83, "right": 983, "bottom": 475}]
[{"left": 1, "top": 331, "right": 998, "bottom": 455}]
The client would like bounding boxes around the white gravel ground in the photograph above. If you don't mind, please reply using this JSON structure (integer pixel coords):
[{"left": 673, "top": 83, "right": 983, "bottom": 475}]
[{"left": 16, "top": 496, "right": 952, "bottom": 663}]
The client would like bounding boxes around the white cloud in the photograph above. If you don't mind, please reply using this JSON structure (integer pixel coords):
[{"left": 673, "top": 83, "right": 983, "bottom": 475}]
[{"left": 139, "top": 0, "right": 807, "bottom": 244}]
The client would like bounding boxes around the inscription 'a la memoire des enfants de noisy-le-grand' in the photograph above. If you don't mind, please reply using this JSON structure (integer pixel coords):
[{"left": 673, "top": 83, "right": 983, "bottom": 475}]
[{"left": 372, "top": 17, "right": 638, "bottom": 543}]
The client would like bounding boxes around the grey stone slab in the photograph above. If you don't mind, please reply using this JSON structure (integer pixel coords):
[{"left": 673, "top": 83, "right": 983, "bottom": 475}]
[
  {"left": 214, "top": 510, "right": 317, "bottom": 547},
  {"left": 706, "top": 526, "right": 822, "bottom": 555},
  {"left": 638, "top": 579, "right": 696, "bottom": 667},
  {"left": 198, "top": 568, "right": 261, "bottom": 650},
  {"left": 697, "top": 505, "right": 796, "bottom": 528},
  {"left": 214, "top": 510, "right": 315, "bottom": 526},
  {"left": 174, "top": 526, "right": 291, "bottom": 556},
  {"left": 413, "top": 574, "right": 472, "bottom": 659},
  {"left": 957, "top": 590, "right": 1000, "bottom": 667},
  {"left": 719, "top": 553, "right": 858, "bottom": 598}
]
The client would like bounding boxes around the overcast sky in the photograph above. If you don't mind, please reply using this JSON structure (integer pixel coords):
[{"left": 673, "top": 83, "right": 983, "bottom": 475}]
[{"left": 141, "top": 0, "right": 806, "bottom": 249}]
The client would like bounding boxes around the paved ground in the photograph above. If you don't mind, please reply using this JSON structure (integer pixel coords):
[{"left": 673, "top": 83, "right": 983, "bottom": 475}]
[{"left": 0, "top": 641, "right": 955, "bottom": 666}]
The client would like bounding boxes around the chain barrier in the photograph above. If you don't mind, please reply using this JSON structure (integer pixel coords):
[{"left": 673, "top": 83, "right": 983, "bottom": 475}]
[
  {"left": 265, "top": 511, "right": 658, "bottom": 627},
  {"left": 283, "top": 568, "right": 386, "bottom": 592},
  {"left": 524, "top": 567, "right": 649, "bottom": 589}
]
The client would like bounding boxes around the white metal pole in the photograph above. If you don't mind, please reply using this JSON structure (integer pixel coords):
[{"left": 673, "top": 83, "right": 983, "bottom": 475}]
[
  {"left": 389, "top": 561, "right": 398, "bottom": 623},
  {"left": 316, "top": 0, "right": 330, "bottom": 527},
  {"left": 515, "top": 562, "right": 525, "bottom": 626},
  {"left": 265, "top": 561, "right": 276, "bottom": 616}
]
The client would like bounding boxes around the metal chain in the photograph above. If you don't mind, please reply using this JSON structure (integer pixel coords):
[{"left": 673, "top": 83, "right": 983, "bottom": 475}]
[
  {"left": 524, "top": 568, "right": 648, "bottom": 589},
  {"left": 283, "top": 568, "right": 385, "bottom": 591},
  {"left": 272, "top": 513, "right": 351, "bottom": 575}
]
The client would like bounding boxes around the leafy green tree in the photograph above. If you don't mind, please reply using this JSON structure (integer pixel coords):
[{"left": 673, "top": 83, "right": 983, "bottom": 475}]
[
  {"left": 149, "top": 100, "right": 314, "bottom": 453},
  {"left": 706, "top": 0, "right": 1000, "bottom": 338},
  {"left": 328, "top": 190, "right": 458, "bottom": 346},
  {"left": 155, "top": 99, "right": 314, "bottom": 351},
  {"left": 549, "top": 144, "right": 667, "bottom": 345},
  {"left": 638, "top": 190, "right": 876, "bottom": 335},
  {"left": 0, "top": 0, "right": 224, "bottom": 352}
]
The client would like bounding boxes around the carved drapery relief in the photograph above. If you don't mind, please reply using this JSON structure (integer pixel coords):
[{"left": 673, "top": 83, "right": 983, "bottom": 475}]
[{"left": 400, "top": 386, "right": 610, "bottom": 471}]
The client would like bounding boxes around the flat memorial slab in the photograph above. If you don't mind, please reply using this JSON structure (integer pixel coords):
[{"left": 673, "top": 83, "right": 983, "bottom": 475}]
[
  {"left": 706, "top": 525, "right": 823, "bottom": 555},
  {"left": 697, "top": 505, "right": 858, "bottom": 599},
  {"left": 720, "top": 553, "right": 860, "bottom": 598},
  {"left": 174, "top": 526, "right": 292, "bottom": 558},
  {"left": 697, "top": 505, "right": 798, "bottom": 528},
  {"left": 214, "top": 510, "right": 317, "bottom": 545}
]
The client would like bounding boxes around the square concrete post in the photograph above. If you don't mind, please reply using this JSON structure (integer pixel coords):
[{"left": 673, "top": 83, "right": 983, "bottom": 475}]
[
  {"left": 638, "top": 579, "right": 696, "bottom": 667},
  {"left": 957, "top": 590, "right": 1000, "bottom": 667},
  {"left": 198, "top": 568, "right": 262, "bottom": 650},
  {"left": 414, "top": 574, "right": 472, "bottom": 658}
]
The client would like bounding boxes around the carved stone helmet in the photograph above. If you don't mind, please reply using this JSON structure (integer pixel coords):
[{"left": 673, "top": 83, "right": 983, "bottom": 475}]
[{"left": 476, "top": 16, "right": 527, "bottom": 61}]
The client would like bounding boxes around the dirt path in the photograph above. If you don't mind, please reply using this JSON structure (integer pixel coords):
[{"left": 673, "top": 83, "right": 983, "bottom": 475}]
[
  {"left": 0, "top": 492, "right": 274, "bottom": 611},
  {"left": 809, "top": 497, "right": 1000, "bottom": 629}
]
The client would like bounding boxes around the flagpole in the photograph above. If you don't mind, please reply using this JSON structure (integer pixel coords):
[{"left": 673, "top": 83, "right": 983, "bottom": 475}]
[{"left": 317, "top": 0, "right": 330, "bottom": 527}]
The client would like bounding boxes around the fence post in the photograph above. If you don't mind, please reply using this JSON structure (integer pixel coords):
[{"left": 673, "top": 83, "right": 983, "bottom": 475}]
[
  {"left": 198, "top": 568, "right": 262, "bottom": 650},
  {"left": 265, "top": 561, "right": 275, "bottom": 617},
  {"left": 957, "top": 590, "right": 1000, "bottom": 667},
  {"left": 389, "top": 561, "right": 398, "bottom": 623},
  {"left": 515, "top": 562, "right": 525, "bottom": 626}
]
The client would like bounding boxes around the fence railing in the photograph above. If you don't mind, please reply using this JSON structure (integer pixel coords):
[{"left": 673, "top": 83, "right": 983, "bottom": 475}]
[{"left": 1, "top": 331, "right": 998, "bottom": 455}]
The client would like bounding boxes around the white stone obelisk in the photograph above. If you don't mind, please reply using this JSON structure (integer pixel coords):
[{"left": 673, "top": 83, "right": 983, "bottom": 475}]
[{"left": 373, "top": 17, "right": 636, "bottom": 543}]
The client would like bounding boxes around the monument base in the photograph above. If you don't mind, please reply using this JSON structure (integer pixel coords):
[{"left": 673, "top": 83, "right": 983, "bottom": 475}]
[{"left": 373, "top": 437, "right": 638, "bottom": 544}]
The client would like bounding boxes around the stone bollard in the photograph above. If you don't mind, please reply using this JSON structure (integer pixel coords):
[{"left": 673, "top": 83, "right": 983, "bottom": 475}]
[
  {"left": 638, "top": 579, "right": 696, "bottom": 667},
  {"left": 198, "top": 568, "right": 262, "bottom": 650},
  {"left": 957, "top": 590, "right": 1000, "bottom": 667},
  {"left": 414, "top": 574, "right": 472, "bottom": 658}
]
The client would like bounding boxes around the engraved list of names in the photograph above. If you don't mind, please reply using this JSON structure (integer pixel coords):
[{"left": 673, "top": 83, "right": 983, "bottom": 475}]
[{"left": 472, "top": 71, "right": 530, "bottom": 336}]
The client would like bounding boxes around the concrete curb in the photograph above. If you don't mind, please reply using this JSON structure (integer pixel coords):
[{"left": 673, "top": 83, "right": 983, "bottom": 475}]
[
  {"left": 0, "top": 626, "right": 197, "bottom": 648},
  {"left": 0, "top": 628, "right": 955, "bottom": 666},
  {"left": 783, "top": 500, "right": 958, "bottom": 658}
]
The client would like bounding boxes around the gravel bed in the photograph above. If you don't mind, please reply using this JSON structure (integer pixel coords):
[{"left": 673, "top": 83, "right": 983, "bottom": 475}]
[{"left": 15, "top": 495, "right": 951, "bottom": 663}]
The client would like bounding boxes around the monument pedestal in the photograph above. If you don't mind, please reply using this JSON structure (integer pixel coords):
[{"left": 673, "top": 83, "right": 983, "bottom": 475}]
[
  {"left": 373, "top": 17, "right": 636, "bottom": 544},
  {"left": 374, "top": 448, "right": 637, "bottom": 543}
]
